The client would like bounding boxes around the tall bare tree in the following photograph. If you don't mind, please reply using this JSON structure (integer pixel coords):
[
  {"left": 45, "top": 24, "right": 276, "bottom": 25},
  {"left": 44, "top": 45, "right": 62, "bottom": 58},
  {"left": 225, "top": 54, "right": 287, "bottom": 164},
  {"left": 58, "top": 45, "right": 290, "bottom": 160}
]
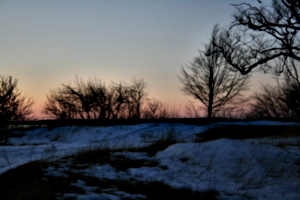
[
  {"left": 179, "top": 25, "right": 250, "bottom": 118},
  {"left": 212, "top": 0, "right": 300, "bottom": 75},
  {"left": 0, "top": 75, "right": 33, "bottom": 124}
]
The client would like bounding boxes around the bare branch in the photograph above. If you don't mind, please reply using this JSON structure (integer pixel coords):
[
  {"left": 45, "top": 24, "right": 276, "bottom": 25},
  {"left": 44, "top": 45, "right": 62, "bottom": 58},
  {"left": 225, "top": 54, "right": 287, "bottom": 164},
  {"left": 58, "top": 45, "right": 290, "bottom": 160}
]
[
  {"left": 0, "top": 75, "right": 33, "bottom": 125},
  {"left": 212, "top": 0, "right": 300, "bottom": 75}
]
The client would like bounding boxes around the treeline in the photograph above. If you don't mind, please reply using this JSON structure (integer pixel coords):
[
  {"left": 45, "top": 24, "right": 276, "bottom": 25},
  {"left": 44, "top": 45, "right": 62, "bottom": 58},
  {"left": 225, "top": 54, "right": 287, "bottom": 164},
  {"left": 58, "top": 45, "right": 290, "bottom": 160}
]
[
  {"left": 0, "top": 75, "right": 175, "bottom": 125},
  {"left": 1, "top": 71, "right": 299, "bottom": 124}
]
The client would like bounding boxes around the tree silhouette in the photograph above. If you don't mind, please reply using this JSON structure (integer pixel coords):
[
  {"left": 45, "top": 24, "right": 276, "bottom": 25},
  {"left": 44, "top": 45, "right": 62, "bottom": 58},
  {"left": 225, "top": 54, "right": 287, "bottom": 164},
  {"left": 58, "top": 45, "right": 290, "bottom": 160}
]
[
  {"left": 280, "top": 78, "right": 300, "bottom": 117},
  {"left": 251, "top": 75, "right": 300, "bottom": 119},
  {"left": 44, "top": 77, "right": 111, "bottom": 119},
  {"left": 111, "top": 81, "right": 130, "bottom": 119},
  {"left": 251, "top": 83, "right": 291, "bottom": 118},
  {"left": 144, "top": 98, "right": 162, "bottom": 119},
  {"left": 212, "top": 0, "right": 300, "bottom": 75},
  {"left": 87, "top": 79, "right": 113, "bottom": 120},
  {"left": 144, "top": 98, "right": 170, "bottom": 119},
  {"left": 44, "top": 77, "right": 149, "bottom": 120},
  {"left": 44, "top": 85, "right": 79, "bottom": 119},
  {"left": 0, "top": 75, "right": 33, "bottom": 125},
  {"left": 179, "top": 25, "right": 250, "bottom": 118},
  {"left": 127, "top": 78, "right": 148, "bottom": 119}
]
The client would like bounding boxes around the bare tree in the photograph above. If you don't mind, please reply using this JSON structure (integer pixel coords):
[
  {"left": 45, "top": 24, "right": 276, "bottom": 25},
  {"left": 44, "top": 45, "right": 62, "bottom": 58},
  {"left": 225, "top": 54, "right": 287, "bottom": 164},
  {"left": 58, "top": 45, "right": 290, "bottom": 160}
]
[
  {"left": 44, "top": 77, "right": 110, "bottom": 119},
  {"left": 212, "top": 0, "right": 300, "bottom": 75},
  {"left": 62, "top": 77, "right": 94, "bottom": 119},
  {"left": 44, "top": 77, "right": 149, "bottom": 120},
  {"left": 250, "top": 79, "right": 300, "bottom": 119},
  {"left": 179, "top": 25, "right": 250, "bottom": 118},
  {"left": 0, "top": 75, "right": 33, "bottom": 124},
  {"left": 250, "top": 83, "right": 291, "bottom": 118},
  {"left": 144, "top": 98, "right": 162, "bottom": 119},
  {"left": 110, "top": 81, "right": 130, "bottom": 119},
  {"left": 43, "top": 88, "right": 78, "bottom": 119},
  {"left": 143, "top": 98, "right": 172, "bottom": 119},
  {"left": 127, "top": 78, "right": 148, "bottom": 119},
  {"left": 249, "top": 55, "right": 300, "bottom": 119},
  {"left": 87, "top": 79, "right": 113, "bottom": 120},
  {"left": 213, "top": 0, "right": 300, "bottom": 119},
  {"left": 280, "top": 77, "right": 300, "bottom": 117}
]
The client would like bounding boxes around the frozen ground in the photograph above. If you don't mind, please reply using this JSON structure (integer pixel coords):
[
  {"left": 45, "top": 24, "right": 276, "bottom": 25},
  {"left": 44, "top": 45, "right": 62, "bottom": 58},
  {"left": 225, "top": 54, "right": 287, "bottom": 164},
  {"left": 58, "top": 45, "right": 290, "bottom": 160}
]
[{"left": 1, "top": 121, "right": 299, "bottom": 199}]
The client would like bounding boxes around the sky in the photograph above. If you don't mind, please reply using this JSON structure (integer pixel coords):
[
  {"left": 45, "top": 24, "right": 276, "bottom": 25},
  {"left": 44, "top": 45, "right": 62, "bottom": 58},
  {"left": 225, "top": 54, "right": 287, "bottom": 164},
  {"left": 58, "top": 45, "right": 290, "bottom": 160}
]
[{"left": 0, "top": 0, "right": 271, "bottom": 119}]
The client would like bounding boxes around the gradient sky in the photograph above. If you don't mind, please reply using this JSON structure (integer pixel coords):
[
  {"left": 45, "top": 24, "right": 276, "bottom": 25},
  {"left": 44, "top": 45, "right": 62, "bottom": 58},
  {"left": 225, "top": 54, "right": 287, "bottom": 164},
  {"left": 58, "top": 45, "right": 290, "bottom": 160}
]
[{"left": 0, "top": 0, "right": 272, "bottom": 118}]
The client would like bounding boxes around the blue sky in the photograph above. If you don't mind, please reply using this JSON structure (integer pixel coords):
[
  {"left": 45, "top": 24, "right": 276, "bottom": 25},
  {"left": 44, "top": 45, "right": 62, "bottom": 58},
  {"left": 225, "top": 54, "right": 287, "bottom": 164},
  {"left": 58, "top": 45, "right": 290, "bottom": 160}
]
[{"left": 0, "top": 0, "right": 269, "bottom": 118}]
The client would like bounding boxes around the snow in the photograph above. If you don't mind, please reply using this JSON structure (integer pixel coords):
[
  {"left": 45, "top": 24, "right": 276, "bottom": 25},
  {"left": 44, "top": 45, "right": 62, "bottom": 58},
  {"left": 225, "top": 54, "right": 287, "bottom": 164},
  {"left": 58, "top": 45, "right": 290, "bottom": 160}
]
[
  {"left": 154, "top": 140, "right": 299, "bottom": 197},
  {"left": 1, "top": 121, "right": 300, "bottom": 199},
  {"left": 213, "top": 120, "right": 299, "bottom": 126}
]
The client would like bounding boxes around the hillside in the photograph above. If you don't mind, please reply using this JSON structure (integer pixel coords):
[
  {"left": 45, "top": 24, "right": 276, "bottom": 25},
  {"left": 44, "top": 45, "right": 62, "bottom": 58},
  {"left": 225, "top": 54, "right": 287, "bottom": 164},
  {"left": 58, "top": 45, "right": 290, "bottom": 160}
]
[{"left": 0, "top": 121, "right": 299, "bottom": 199}]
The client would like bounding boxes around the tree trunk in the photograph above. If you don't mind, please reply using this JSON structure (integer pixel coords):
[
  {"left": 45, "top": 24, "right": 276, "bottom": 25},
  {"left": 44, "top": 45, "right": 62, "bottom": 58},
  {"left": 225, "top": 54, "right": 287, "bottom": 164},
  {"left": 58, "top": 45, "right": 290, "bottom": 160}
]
[
  {"left": 207, "top": 65, "right": 214, "bottom": 119},
  {"left": 207, "top": 101, "right": 213, "bottom": 118}
]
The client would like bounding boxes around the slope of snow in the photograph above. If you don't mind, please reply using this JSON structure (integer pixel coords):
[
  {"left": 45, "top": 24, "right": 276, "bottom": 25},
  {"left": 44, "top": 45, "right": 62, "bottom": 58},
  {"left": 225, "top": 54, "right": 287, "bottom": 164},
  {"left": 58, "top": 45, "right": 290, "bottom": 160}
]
[
  {"left": 1, "top": 123, "right": 205, "bottom": 174},
  {"left": 1, "top": 121, "right": 299, "bottom": 199}
]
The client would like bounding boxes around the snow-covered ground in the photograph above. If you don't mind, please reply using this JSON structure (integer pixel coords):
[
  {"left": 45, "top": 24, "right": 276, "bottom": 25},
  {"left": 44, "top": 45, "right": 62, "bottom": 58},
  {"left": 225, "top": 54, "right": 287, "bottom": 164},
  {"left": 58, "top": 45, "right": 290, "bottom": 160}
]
[{"left": 1, "top": 121, "right": 299, "bottom": 199}]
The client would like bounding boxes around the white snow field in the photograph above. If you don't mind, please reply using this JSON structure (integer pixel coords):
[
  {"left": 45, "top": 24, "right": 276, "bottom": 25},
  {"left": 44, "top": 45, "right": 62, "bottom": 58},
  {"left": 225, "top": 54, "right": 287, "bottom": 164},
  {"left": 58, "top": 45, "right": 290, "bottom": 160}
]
[{"left": 1, "top": 121, "right": 299, "bottom": 199}]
